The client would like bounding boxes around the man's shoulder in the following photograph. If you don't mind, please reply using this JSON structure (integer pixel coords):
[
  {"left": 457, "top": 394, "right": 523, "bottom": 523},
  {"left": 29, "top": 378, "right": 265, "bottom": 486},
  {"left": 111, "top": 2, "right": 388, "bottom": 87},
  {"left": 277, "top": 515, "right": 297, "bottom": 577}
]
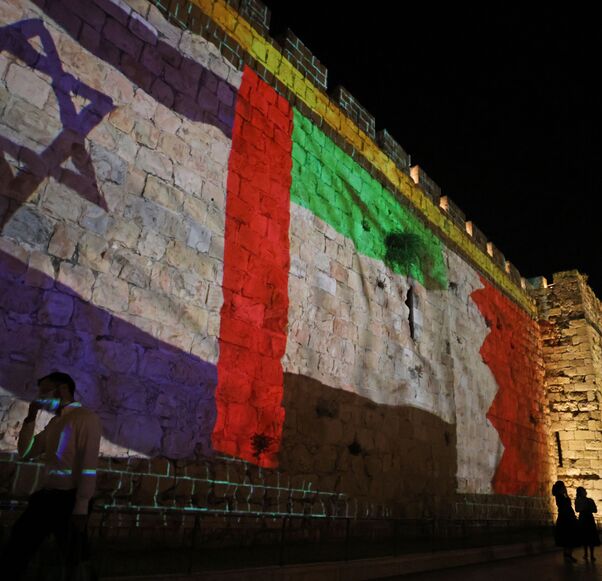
[{"left": 70, "top": 405, "right": 101, "bottom": 425}]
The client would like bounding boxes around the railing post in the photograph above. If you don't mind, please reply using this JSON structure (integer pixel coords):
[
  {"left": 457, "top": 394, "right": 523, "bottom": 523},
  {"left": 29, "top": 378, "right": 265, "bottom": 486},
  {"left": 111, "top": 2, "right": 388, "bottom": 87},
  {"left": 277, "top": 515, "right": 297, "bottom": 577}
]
[
  {"left": 278, "top": 516, "right": 288, "bottom": 567},
  {"left": 344, "top": 517, "right": 351, "bottom": 561},
  {"left": 431, "top": 518, "right": 436, "bottom": 552},
  {"left": 188, "top": 513, "right": 200, "bottom": 574}
]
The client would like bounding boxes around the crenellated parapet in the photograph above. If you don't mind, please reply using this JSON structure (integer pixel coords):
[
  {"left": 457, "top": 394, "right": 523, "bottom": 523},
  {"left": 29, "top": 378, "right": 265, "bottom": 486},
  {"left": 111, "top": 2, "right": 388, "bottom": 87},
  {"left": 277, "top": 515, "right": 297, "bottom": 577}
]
[
  {"left": 228, "top": 0, "right": 271, "bottom": 36},
  {"left": 332, "top": 85, "right": 376, "bottom": 140},
  {"left": 277, "top": 29, "right": 328, "bottom": 91},
  {"left": 151, "top": 0, "right": 535, "bottom": 314},
  {"left": 377, "top": 129, "right": 411, "bottom": 174}
]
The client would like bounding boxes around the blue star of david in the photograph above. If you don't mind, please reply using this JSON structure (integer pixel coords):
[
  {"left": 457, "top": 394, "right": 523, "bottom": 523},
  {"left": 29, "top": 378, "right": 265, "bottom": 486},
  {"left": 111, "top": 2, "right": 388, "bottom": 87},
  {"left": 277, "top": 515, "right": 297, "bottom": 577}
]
[{"left": 0, "top": 18, "right": 115, "bottom": 228}]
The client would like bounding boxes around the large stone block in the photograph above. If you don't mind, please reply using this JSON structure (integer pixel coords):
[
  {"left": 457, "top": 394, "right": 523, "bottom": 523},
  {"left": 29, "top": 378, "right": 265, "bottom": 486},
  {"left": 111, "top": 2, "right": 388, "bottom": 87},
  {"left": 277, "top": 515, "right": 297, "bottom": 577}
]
[
  {"left": 3, "top": 206, "right": 54, "bottom": 250},
  {"left": 90, "top": 142, "right": 128, "bottom": 185},
  {"left": 138, "top": 228, "right": 167, "bottom": 260},
  {"left": 2, "top": 98, "right": 62, "bottom": 145},
  {"left": 187, "top": 221, "right": 212, "bottom": 253},
  {"left": 136, "top": 145, "right": 173, "bottom": 182},
  {"left": 77, "top": 231, "right": 110, "bottom": 272},
  {"left": 25, "top": 252, "right": 55, "bottom": 290},
  {"left": 37, "top": 291, "right": 74, "bottom": 326},
  {"left": 133, "top": 118, "right": 159, "bottom": 148},
  {"left": 5, "top": 64, "right": 51, "bottom": 109},
  {"left": 58, "top": 262, "right": 95, "bottom": 301},
  {"left": 111, "top": 249, "right": 152, "bottom": 288},
  {"left": 47, "top": 223, "right": 81, "bottom": 260},
  {"left": 144, "top": 175, "right": 184, "bottom": 211},
  {"left": 93, "top": 272, "right": 130, "bottom": 312}
]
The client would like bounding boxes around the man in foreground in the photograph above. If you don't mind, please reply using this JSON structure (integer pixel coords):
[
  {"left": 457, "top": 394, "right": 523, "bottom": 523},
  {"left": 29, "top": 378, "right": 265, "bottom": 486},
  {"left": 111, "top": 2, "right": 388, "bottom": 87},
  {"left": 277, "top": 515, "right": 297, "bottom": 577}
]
[{"left": 1, "top": 372, "right": 102, "bottom": 579}]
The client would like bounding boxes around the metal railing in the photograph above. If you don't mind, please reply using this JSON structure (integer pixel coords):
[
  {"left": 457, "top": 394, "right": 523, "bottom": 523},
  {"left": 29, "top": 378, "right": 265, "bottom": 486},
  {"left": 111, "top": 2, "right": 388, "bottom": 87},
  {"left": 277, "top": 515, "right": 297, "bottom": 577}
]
[{"left": 1, "top": 500, "right": 554, "bottom": 579}]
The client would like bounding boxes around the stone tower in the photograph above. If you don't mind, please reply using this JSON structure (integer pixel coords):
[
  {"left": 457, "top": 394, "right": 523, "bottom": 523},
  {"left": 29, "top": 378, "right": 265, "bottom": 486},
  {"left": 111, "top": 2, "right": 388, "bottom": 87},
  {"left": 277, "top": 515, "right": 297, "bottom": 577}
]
[{"left": 533, "top": 271, "right": 602, "bottom": 504}]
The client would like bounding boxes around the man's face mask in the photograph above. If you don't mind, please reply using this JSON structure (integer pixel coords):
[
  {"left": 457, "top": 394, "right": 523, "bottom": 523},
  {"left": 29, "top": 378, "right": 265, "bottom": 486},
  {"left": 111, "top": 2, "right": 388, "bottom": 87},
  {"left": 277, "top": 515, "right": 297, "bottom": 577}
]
[
  {"left": 35, "top": 397, "right": 61, "bottom": 412},
  {"left": 36, "top": 384, "right": 61, "bottom": 412}
]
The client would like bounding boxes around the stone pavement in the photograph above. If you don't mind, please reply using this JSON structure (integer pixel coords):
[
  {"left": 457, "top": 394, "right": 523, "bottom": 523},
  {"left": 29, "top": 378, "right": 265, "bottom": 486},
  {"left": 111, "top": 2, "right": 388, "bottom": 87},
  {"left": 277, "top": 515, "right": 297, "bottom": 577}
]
[
  {"left": 104, "top": 540, "right": 555, "bottom": 580},
  {"left": 380, "top": 550, "right": 602, "bottom": 580}
]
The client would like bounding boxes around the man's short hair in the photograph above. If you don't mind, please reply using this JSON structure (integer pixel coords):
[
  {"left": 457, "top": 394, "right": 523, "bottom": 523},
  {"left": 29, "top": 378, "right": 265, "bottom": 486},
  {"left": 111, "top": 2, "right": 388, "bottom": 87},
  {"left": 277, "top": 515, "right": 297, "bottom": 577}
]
[{"left": 38, "top": 372, "right": 76, "bottom": 397}]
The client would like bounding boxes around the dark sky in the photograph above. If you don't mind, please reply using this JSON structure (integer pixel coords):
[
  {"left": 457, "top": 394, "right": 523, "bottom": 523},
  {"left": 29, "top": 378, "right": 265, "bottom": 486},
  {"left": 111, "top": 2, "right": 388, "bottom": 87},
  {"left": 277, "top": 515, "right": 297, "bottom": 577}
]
[{"left": 263, "top": 3, "right": 601, "bottom": 295}]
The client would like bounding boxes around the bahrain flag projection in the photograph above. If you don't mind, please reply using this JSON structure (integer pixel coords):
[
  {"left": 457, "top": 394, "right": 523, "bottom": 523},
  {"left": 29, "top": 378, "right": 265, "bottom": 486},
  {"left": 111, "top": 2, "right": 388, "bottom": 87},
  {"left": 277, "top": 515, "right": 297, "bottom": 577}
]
[
  {"left": 0, "top": 1, "right": 547, "bottom": 495},
  {"left": 471, "top": 277, "right": 548, "bottom": 496}
]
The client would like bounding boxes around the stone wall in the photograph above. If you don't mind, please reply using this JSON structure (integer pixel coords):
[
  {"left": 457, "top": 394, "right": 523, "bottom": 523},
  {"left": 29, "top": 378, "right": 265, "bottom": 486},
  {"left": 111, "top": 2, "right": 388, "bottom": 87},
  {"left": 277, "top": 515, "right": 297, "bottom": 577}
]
[
  {"left": 534, "top": 271, "right": 602, "bottom": 510},
  {"left": 0, "top": 0, "right": 553, "bottom": 524}
]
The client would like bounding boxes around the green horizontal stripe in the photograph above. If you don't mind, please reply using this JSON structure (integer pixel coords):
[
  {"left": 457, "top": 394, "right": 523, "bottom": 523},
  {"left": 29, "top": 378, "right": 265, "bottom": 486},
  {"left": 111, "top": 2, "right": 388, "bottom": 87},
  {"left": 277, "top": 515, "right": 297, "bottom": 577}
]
[{"left": 291, "top": 110, "right": 447, "bottom": 289}]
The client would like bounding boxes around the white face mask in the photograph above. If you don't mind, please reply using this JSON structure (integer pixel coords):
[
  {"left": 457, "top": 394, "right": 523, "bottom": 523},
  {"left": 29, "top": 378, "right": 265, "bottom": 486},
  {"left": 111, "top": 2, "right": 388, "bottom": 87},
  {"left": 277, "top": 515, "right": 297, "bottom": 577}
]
[{"left": 35, "top": 397, "right": 61, "bottom": 412}]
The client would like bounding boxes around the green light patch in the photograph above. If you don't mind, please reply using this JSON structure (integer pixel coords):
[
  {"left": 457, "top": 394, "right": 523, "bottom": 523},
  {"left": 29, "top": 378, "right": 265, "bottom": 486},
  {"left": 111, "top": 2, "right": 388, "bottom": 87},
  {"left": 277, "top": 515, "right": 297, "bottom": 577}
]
[{"left": 291, "top": 110, "right": 447, "bottom": 289}]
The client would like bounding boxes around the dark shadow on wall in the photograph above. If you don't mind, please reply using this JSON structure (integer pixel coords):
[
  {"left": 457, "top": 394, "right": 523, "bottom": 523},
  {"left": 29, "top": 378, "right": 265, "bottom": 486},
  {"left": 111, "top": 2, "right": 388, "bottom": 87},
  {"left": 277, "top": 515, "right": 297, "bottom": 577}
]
[
  {"left": 280, "top": 373, "right": 457, "bottom": 518},
  {"left": 0, "top": 249, "right": 217, "bottom": 458}
]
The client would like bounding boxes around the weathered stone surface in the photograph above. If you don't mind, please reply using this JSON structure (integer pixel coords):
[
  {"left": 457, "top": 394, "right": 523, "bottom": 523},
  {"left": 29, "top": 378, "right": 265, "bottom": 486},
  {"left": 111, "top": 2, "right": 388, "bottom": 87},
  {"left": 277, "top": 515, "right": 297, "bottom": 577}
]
[
  {"left": 37, "top": 291, "right": 74, "bottom": 326},
  {"left": 48, "top": 223, "right": 81, "bottom": 260},
  {"left": 106, "top": 218, "right": 140, "bottom": 248},
  {"left": 133, "top": 119, "right": 159, "bottom": 149},
  {"left": 42, "top": 181, "right": 84, "bottom": 223},
  {"left": 25, "top": 252, "right": 55, "bottom": 289},
  {"left": 158, "top": 132, "right": 190, "bottom": 161},
  {"left": 153, "top": 103, "right": 181, "bottom": 134},
  {"left": 90, "top": 142, "right": 128, "bottom": 185},
  {"left": 534, "top": 271, "right": 602, "bottom": 503},
  {"left": 80, "top": 204, "right": 110, "bottom": 235},
  {"left": 0, "top": 53, "right": 10, "bottom": 80},
  {"left": 77, "top": 231, "right": 110, "bottom": 273},
  {"left": 173, "top": 164, "right": 203, "bottom": 197},
  {"left": 5, "top": 64, "right": 51, "bottom": 109},
  {"left": 137, "top": 228, "right": 167, "bottom": 259},
  {"left": 103, "top": 67, "right": 135, "bottom": 105},
  {"left": 123, "top": 196, "right": 187, "bottom": 241},
  {"left": 128, "top": 286, "right": 178, "bottom": 327},
  {"left": 136, "top": 146, "right": 173, "bottom": 181},
  {"left": 3, "top": 206, "right": 54, "bottom": 250},
  {"left": 58, "top": 262, "right": 96, "bottom": 301},
  {"left": 92, "top": 272, "right": 130, "bottom": 312},
  {"left": 143, "top": 175, "right": 184, "bottom": 211},
  {"left": 131, "top": 88, "right": 158, "bottom": 118},
  {"left": 2, "top": 98, "right": 62, "bottom": 145},
  {"left": 111, "top": 249, "right": 152, "bottom": 288},
  {"left": 109, "top": 106, "right": 136, "bottom": 134},
  {"left": 186, "top": 221, "right": 212, "bottom": 253}
]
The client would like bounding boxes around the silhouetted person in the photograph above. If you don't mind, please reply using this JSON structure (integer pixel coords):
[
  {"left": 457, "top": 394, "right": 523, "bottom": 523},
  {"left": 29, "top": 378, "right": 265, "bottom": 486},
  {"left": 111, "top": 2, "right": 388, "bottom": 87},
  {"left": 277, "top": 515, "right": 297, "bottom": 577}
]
[
  {"left": 576, "top": 486, "right": 600, "bottom": 561},
  {"left": 1, "top": 372, "right": 101, "bottom": 580},
  {"left": 552, "top": 480, "right": 580, "bottom": 562}
]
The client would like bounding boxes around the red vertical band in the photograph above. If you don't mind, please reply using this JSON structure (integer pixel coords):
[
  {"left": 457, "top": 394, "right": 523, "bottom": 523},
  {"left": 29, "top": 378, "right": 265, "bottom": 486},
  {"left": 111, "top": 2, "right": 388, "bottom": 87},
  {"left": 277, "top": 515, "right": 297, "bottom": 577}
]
[
  {"left": 472, "top": 277, "right": 547, "bottom": 496},
  {"left": 213, "top": 67, "right": 293, "bottom": 467}
]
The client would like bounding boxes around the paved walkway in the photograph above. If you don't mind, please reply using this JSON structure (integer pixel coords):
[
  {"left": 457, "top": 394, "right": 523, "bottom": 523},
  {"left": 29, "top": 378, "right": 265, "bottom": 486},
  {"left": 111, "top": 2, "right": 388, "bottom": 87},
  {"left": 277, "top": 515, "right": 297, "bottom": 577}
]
[{"left": 380, "top": 550, "right": 602, "bottom": 580}]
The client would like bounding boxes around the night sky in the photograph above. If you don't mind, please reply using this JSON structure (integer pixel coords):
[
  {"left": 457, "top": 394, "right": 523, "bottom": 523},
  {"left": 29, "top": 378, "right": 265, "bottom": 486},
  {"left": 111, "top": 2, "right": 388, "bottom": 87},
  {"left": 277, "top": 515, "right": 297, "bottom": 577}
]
[{"left": 263, "top": 3, "right": 601, "bottom": 295}]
